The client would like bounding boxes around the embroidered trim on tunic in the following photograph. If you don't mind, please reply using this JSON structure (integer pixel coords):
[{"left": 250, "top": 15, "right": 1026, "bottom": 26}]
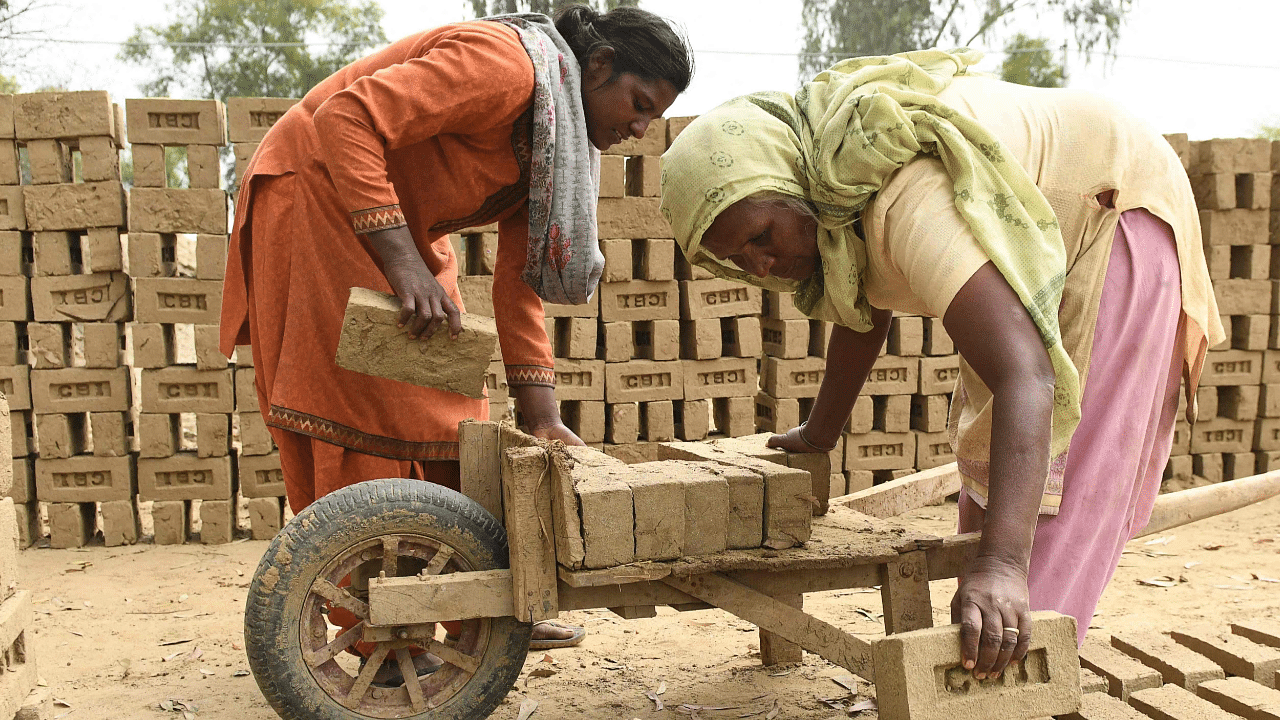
[
  {"left": 351, "top": 204, "right": 408, "bottom": 234},
  {"left": 430, "top": 103, "right": 534, "bottom": 234},
  {"left": 267, "top": 405, "right": 459, "bottom": 461},
  {"left": 504, "top": 364, "right": 556, "bottom": 388}
]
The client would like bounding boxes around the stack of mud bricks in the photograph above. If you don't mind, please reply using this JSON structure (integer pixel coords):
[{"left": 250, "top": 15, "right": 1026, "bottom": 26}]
[
  {"left": 446, "top": 221, "right": 519, "bottom": 426},
  {"left": 1162, "top": 136, "right": 1278, "bottom": 485},
  {"left": 125, "top": 98, "right": 237, "bottom": 544},
  {"left": 4, "top": 91, "right": 136, "bottom": 550},
  {"left": 0, "top": 395, "right": 38, "bottom": 716}
]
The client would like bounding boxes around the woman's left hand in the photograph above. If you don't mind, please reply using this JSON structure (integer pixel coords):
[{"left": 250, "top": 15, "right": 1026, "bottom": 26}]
[
  {"left": 528, "top": 422, "right": 586, "bottom": 447},
  {"left": 950, "top": 554, "right": 1032, "bottom": 680}
]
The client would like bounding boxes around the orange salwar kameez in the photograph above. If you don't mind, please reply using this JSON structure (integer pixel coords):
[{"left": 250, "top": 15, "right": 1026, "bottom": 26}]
[{"left": 220, "top": 22, "right": 557, "bottom": 512}]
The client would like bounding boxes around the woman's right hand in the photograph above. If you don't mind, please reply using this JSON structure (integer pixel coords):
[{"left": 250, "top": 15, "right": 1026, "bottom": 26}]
[{"left": 383, "top": 255, "right": 461, "bottom": 340}]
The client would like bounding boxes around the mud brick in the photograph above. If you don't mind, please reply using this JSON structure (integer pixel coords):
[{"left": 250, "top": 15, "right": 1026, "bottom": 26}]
[
  {"left": 602, "top": 118, "right": 664, "bottom": 156},
  {"left": 126, "top": 98, "right": 226, "bottom": 146},
  {"left": 754, "top": 393, "right": 799, "bottom": 433},
  {"left": 914, "top": 431, "right": 953, "bottom": 470},
  {"left": 1130, "top": 684, "right": 1239, "bottom": 720},
  {"left": 1111, "top": 632, "right": 1225, "bottom": 690},
  {"left": 0, "top": 140, "right": 15, "bottom": 185},
  {"left": 912, "top": 394, "right": 949, "bottom": 432},
  {"left": 78, "top": 136, "right": 120, "bottom": 183},
  {"left": 860, "top": 355, "right": 919, "bottom": 396},
  {"left": 761, "top": 317, "right": 809, "bottom": 358},
  {"left": 607, "top": 402, "right": 639, "bottom": 443},
  {"left": 31, "top": 231, "right": 76, "bottom": 276},
  {"left": 0, "top": 232, "right": 26, "bottom": 276},
  {"left": 1224, "top": 451, "right": 1255, "bottom": 480},
  {"left": 100, "top": 499, "right": 139, "bottom": 547},
  {"left": 873, "top": 612, "right": 1079, "bottom": 720},
  {"left": 760, "top": 291, "right": 803, "bottom": 322},
  {"left": 36, "top": 454, "right": 133, "bottom": 503},
  {"left": 6, "top": 451, "right": 32, "bottom": 501},
  {"left": 844, "top": 431, "right": 916, "bottom": 471},
  {"left": 641, "top": 319, "right": 680, "bottom": 360},
  {"left": 1061, "top": 692, "right": 1149, "bottom": 720},
  {"left": 680, "top": 317, "right": 721, "bottom": 359},
  {"left": 238, "top": 410, "right": 274, "bottom": 456},
  {"left": 454, "top": 276, "right": 493, "bottom": 318},
  {"left": 1172, "top": 627, "right": 1280, "bottom": 688},
  {"left": 1082, "top": 668, "right": 1111, "bottom": 695},
  {"left": 625, "top": 465, "right": 685, "bottom": 560},
  {"left": 1232, "top": 621, "right": 1280, "bottom": 650},
  {"left": 1202, "top": 209, "right": 1269, "bottom": 245},
  {"left": 559, "top": 400, "right": 605, "bottom": 444},
  {"left": 31, "top": 272, "right": 129, "bottom": 322},
  {"left": 676, "top": 398, "right": 710, "bottom": 440},
  {"left": 0, "top": 186, "right": 24, "bottom": 230},
  {"left": 185, "top": 144, "right": 221, "bottom": 188},
  {"left": 1214, "top": 279, "right": 1271, "bottom": 315},
  {"left": 598, "top": 154, "right": 625, "bottom": 198},
  {"left": 126, "top": 232, "right": 176, "bottom": 277},
  {"left": 130, "top": 143, "right": 166, "bottom": 187},
  {"left": 597, "top": 196, "right": 672, "bottom": 240},
  {"left": 1188, "top": 417, "right": 1252, "bottom": 453},
  {"left": 82, "top": 323, "right": 122, "bottom": 368},
  {"left": 25, "top": 139, "right": 72, "bottom": 184},
  {"left": 600, "top": 238, "right": 632, "bottom": 282},
  {"left": 22, "top": 181, "right": 126, "bottom": 231},
  {"left": 48, "top": 501, "right": 93, "bottom": 548},
  {"left": 917, "top": 354, "right": 960, "bottom": 395},
  {"left": 195, "top": 413, "right": 229, "bottom": 458},
  {"left": 90, "top": 412, "right": 128, "bottom": 457},
  {"left": 233, "top": 142, "right": 257, "bottom": 184},
  {"left": 1234, "top": 316, "right": 1270, "bottom": 350},
  {"left": 664, "top": 116, "right": 694, "bottom": 146},
  {"left": 9, "top": 411, "right": 32, "bottom": 460},
  {"left": 131, "top": 323, "right": 175, "bottom": 368},
  {"left": 888, "top": 315, "right": 924, "bottom": 356},
  {"left": 26, "top": 322, "right": 69, "bottom": 368},
  {"left": 552, "top": 358, "right": 604, "bottom": 401},
  {"left": 637, "top": 238, "right": 675, "bottom": 281},
  {"left": 137, "top": 413, "right": 178, "bottom": 459},
  {"left": 574, "top": 469, "right": 634, "bottom": 568},
  {"left": 484, "top": 361, "right": 508, "bottom": 404},
  {"left": 35, "top": 413, "right": 85, "bottom": 458},
  {"left": 599, "top": 279, "right": 678, "bottom": 322},
  {"left": 874, "top": 394, "right": 911, "bottom": 432},
  {"left": 714, "top": 396, "right": 757, "bottom": 438},
  {"left": 1205, "top": 349, "right": 1264, "bottom": 385},
  {"left": 194, "top": 234, "right": 226, "bottom": 280},
  {"left": 462, "top": 232, "right": 496, "bottom": 275},
  {"left": 762, "top": 356, "right": 823, "bottom": 398},
  {"left": 640, "top": 400, "right": 674, "bottom": 441},
  {"left": 680, "top": 278, "right": 762, "bottom": 319},
  {"left": 192, "top": 324, "right": 226, "bottom": 370},
  {"left": 1193, "top": 173, "right": 1237, "bottom": 210},
  {"left": 129, "top": 188, "right": 228, "bottom": 234},
  {"left": 0, "top": 276, "right": 27, "bottom": 322},
  {"left": 1165, "top": 454, "right": 1193, "bottom": 480},
  {"left": 1219, "top": 385, "right": 1260, "bottom": 421},
  {"left": 1197, "top": 677, "right": 1280, "bottom": 720},
  {"left": 723, "top": 316, "right": 761, "bottom": 357},
  {"left": 1239, "top": 173, "right": 1272, "bottom": 210},
  {"left": 0, "top": 322, "right": 20, "bottom": 365},
  {"left": 1194, "top": 453, "right": 1224, "bottom": 483},
  {"left": 674, "top": 244, "right": 714, "bottom": 280},
  {"left": 198, "top": 498, "right": 234, "bottom": 544},
  {"left": 0, "top": 502, "right": 12, "bottom": 596},
  {"left": 237, "top": 451, "right": 283, "bottom": 498},
  {"left": 151, "top": 499, "right": 189, "bottom": 544},
  {"left": 605, "top": 359, "right": 681, "bottom": 402},
  {"left": 138, "top": 453, "right": 232, "bottom": 501},
  {"left": 82, "top": 227, "right": 123, "bottom": 273},
  {"left": 226, "top": 97, "right": 296, "bottom": 143},
  {"left": 0, "top": 366, "right": 29, "bottom": 412},
  {"left": 552, "top": 316, "right": 596, "bottom": 360},
  {"left": 13, "top": 90, "right": 112, "bottom": 139},
  {"left": 684, "top": 357, "right": 756, "bottom": 401},
  {"left": 1193, "top": 138, "right": 1272, "bottom": 174},
  {"left": 0, "top": 95, "right": 11, "bottom": 140},
  {"left": 1162, "top": 133, "right": 1191, "bottom": 169},
  {"left": 1078, "top": 635, "right": 1163, "bottom": 700},
  {"left": 1206, "top": 245, "right": 1232, "bottom": 281},
  {"left": 30, "top": 367, "right": 129, "bottom": 414},
  {"left": 675, "top": 465, "right": 728, "bottom": 556},
  {"left": 623, "top": 155, "right": 661, "bottom": 197},
  {"left": 141, "top": 366, "right": 234, "bottom": 414}
]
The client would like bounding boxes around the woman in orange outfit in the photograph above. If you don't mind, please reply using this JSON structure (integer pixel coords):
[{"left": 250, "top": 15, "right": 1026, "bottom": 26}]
[{"left": 220, "top": 5, "right": 692, "bottom": 654}]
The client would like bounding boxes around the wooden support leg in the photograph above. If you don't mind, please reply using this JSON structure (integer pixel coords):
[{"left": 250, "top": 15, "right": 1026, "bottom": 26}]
[
  {"left": 760, "top": 594, "right": 803, "bottom": 666},
  {"left": 880, "top": 550, "right": 934, "bottom": 634}
]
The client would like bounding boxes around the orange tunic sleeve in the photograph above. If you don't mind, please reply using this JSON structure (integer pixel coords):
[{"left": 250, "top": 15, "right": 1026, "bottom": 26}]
[
  {"left": 496, "top": 204, "right": 555, "bottom": 388},
  {"left": 311, "top": 24, "right": 536, "bottom": 232}
]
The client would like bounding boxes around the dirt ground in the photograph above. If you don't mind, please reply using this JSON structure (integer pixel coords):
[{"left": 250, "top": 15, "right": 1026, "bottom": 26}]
[{"left": 17, "top": 493, "right": 1280, "bottom": 720}]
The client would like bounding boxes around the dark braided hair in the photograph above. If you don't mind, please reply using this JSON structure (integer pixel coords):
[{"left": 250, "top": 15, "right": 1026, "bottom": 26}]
[{"left": 554, "top": 4, "right": 693, "bottom": 92}]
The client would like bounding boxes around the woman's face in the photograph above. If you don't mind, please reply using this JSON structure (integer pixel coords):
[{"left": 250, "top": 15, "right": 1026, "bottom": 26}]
[
  {"left": 582, "top": 49, "right": 679, "bottom": 151},
  {"left": 699, "top": 198, "right": 820, "bottom": 281}
]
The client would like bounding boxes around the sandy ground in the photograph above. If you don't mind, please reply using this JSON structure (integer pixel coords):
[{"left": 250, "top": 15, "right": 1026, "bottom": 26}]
[{"left": 17, "top": 493, "right": 1280, "bottom": 720}]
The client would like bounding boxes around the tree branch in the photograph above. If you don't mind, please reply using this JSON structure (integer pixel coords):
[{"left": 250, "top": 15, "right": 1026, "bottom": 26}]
[
  {"left": 930, "top": 0, "right": 963, "bottom": 48},
  {"left": 964, "top": 0, "right": 1025, "bottom": 46}
]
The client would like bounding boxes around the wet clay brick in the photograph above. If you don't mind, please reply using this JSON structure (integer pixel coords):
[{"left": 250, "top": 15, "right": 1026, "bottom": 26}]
[
  {"left": 151, "top": 499, "right": 188, "bottom": 545},
  {"left": 48, "top": 501, "right": 94, "bottom": 548},
  {"left": 862, "top": 357, "right": 918, "bottom": 395},
  {"left": 125, "top": 98, "right": 227, "bottom": 146},
  {"left": 238, "top": 411, "right": 275, "bottom": 456},
  {"left": 916, "top": 431, "right": 955, "bottom": 470},
  {"left": 1193, "top": 138, "right": 1272, "bottom": 174},
  {"left": 35, "top": 455, "right": 133, "bottom": 502},
  {"left": 22, "top": 181, "right": 126, "bottom": 231},
  {"left": 140, "top": 367, "right": 234, "bottom": 414},
  {"left": 30, "top": 272, "right": 129, "bottom": 322},
  {"left": 1079, "top": 635, "right": 1163, "bottom": 700},
  {"left": 596, "top": 197, "right": 672, "bottom": 239},
  {"left": 640, "top": 400, "right": 674, "bottom": 441},
  {"left": 552, "top": 359, "right": 605, "bottom": 401},
  {"left": 676, "top": 398, "right": 710, "bottom": 441},
  {"left": 78, "top": 136, "right": 121, "bottom": 184},
  {"left": 137, "top": 454, "right": 233, "bottom": 502},
  {"left": 754, "top": 393, "right": 800, "bottom": 434},
  {"left": 128, "top": 187, "right": 228, "bottom": 234},
  {"left": 1231, "top": 620, "right": 1280, "bottom": 650},
  {"left": 226, "top": 97, "right": 296, "bottom": 143},
  {"left": 573, "top": 468, "right": 634, "bottom": 569},
  {"left": 14, "top": 91, "right": 113, "bottom": 139},
  {"left": 683, "top": 357, "right": 756, "bottom": 400},
  {"left": 1172, "top": 627, "right": 1280, "bottom": 688},
  {"left": 1129, "top": 684, "right": 1238, "bottom": 720},
  {"left": 30, "top": 367, "right": 130, "bottom": 414},
  {"left": 195, "top": 234, "right": 226, "bottom": 279},
  {"left": 607, "top": 402, "right": 638, "bottom": 444},
  {"left": 199, "top": 499, "right": 235, "bottom": 544},
  {"left": 1197, "top": 677, "right": 1280, "bottom": 720},
  {"left": 100, "top": 499, "right": 139, "bottom": 547},
  {"left": 248, "top": 496, "right": 283, "bottom": 540},
  {"left": 195, "top": 413, "right": 229, "bottom": 458},
  {"left": 1060, "top": 692, "right": 1150, "bottom": 719},
  {"left": 1190, "top": 417, "right": 1253, "bottom": 453},
  {"left": 1215, "top": 279, "right": 1272, "bottom": 316},
  {"left": 1203, "top": 349, "right": 1263, "bottom": 386},
  {"left": 624, "top": 465, "right": 685, "bottom": 561},
  {"left": 680, "top": 278, "right": 761, "bottom": 319},
  {"left": 605, "top": 360, "right": 682, "bottom": 403},
  {"left": 82, "top": 322, "right": 122, "bottom": 368},
  {"left": 599, "top": 279, "right": 679, "bottom": 322},
  {"left": 1111, "top": 632, "right": 1225, "bottom": 690},
  {"left": 1082, "top": 668, "right": 1110, "bottom": 694},
  {"left": 625, "top": 154, "right": 661, "bottom": 197},
  {"left": 679, "top": 463, "right": 730, "bottom": 556},
  {"left": 872, "top": 611, "right": 1080, "bottom": 720},
  {"left": 761, "top": 317, "right": 810, "bottom": 358},
  {"left": 844, "top": 431, "right": 916, "bottom": 472}
]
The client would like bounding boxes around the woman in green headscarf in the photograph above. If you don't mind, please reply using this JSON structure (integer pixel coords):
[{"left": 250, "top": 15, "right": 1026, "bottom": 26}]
[{"left": 661, "top": 50, "right": 1221, "bottom": 679}]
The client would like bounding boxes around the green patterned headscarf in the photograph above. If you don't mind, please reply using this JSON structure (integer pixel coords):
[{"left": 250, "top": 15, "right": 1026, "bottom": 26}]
[{"left": 660, "top": 48, "right": 1081, "bottom": 458}]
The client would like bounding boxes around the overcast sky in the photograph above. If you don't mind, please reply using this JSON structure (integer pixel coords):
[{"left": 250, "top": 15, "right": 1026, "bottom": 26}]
[{"left": 6, "top": 1, "right": 1279, "bottom": 141}]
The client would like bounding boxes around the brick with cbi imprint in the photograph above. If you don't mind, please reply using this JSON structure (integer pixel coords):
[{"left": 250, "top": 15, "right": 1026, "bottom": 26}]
[
  {"left": 140, "top": 367, "right": 235, "bottom": 414},
  {"left": 863, "top": 355, "right": 919, "bottom": 396},
  {"left": 35, "top": 454, "right": 134, "bottom": 503},
  {"left": 762, "top": 356, "right": 824, "bottom": 398},
  {"left": 14, "top": 90, "right": 113, "bottom": 139},
  {"left": 128, "top": 188, "right": 228, "bottom": 234},
  {"left": 604, "top": 359, "right": 682, "bottom": 403},
  {"left": 844, "top": 431, "right": 916, "bottom": 471},
  {"left": 683, "top": 357, "right": 757, "bottom": 400},
  {"left": 31, "top": 272, "right": 129, "bottom": 322},
  {"left": 680, "top": 278, "right": 762, "bottom": 319},
  {"left": 916, "top": 431, "right": 954, "bottom": 470},
  {"left": 1203, "top": 349, "right": 1264, "bottom": 386},
  {"left": 239, "top": 451, "right": 284, "bottom": 498},
  {"left": 30, "top": 367, "right": 130, "bottom": 414},
  {"left": 761, "top": 317, "right": 810, "bottom": 358},
  {"left": 0, "top": 186, "right": 25, "bottom": 230},
  {"left": 917, "top": 354, "right": 959, "bottom": 395},
  {"left": 551, "top": 358, "right": 604, "bottom": 401},
  {"left": 599, "top": 279, "right": 679, "bottom": 322},
  {"left": 1190, "top": 417, "right": 1253, "bottom": 454},
  {"left": 137, "top": 453, "right": 233, "bottom": 501},
  {"left": 596, "top": 197, "right": 672, "bottom": 239},
  {"left": 871, "top": 612, "right": 1080, "bottom": 720},
  {"left": 125, "top": 98, "right": 227, "bottom": 146},
  {"left": 0, "top": 276, "right": 27, "bottom": 321},
  {"left": 22, "top": 181, "right": 126, "bottom": 231},
  {"left": 226, "top": 97, "right": 297, "bottom": 143}
]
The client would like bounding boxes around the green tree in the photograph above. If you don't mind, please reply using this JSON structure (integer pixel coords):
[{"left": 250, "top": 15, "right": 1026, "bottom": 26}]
[
  {"left": 1256, "top": 122, "right": 1280, "bottom": 142},
  {"left": 119, "top": 0, "right": 387, "bottom": 101},
  {"left": 800, "top": 0, "right": 1132, "bottom": 81},
  {"left": 999, "top": 33, "right": 1065, "bottom": 87},
  {"left": 468, "top": 0, "right": 639, "bottom": 17}
]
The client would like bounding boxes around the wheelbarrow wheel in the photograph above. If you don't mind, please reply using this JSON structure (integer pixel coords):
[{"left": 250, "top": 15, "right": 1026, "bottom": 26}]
[{"left": 245, "top": 478, "right": 532, "bottom": 720}]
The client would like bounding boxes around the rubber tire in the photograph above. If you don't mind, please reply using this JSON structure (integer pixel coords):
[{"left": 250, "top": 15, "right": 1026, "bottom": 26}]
[{"left": 245, "top": 478, "right": 532, "bottom": 720}]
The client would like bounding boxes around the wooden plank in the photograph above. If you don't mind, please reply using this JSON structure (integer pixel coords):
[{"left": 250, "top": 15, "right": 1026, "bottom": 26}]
[
  {"left": 367, "top": 570, "right": 514, "bottom": 625},
  {"left": 457, "top": 420, "right": 502, "bottom": 520},
  {"left": 922, "top": 532, "right": 980, "bottom": 580},
  {"left": 559, "top": 580, "right": 701, "bottom": 611},
  {"left": 760, "top": 594, "right": 804, "bottom": 665},
  {"left": 834, "top": 463, "right": 959, "bottom": 518},
  {"left": 547, "top": 445, "right": 586, "bottom": 568},
  {"left": 557, "top": 563, "right": 672, "bottom": 588},
  {"left": 502, "top": 445, "right": 559, "bottom": 622},
  {"left": 880, "top": 550, "right": 934, "bottom": 634},
  {"left": 1136, "top": 469, "right": 1280, "bottom": 538},
  {"left": 608, "top": 605, "right": 657, "bottom": 619},
  {"left": 663, "top": 572, "right": 875, "bottom": 680}
]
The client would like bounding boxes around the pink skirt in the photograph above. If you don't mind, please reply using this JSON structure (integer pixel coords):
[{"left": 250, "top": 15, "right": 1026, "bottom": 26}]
[{"left": 959, "top": 207, "right": 1185, "bottom": 645}]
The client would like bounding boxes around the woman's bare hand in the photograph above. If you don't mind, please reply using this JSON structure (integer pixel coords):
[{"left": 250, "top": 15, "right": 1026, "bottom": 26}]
[
  {"left": 950, "top": 554, "right": 1032, "bottom": 680},
  {"left": 382, "top": 256, "right": 461, "bottom": 341},
  {"left": 766, "top": 424, "right": 835, "bottom": 454}
]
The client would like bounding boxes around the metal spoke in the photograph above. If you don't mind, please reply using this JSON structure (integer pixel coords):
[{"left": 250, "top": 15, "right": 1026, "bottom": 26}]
[
  {"left": 423, "top": 546, "right": 455, "bottom": 576},
  {"left": 381, "top": 536, "right": 400, "bottom": 578},
  {"left": 311, "top": 578, "right": 369, "bottom": 620},
  {"left": 395, "top": 648, "right": 428, "bottom": 712},
  {"left": 303, "top": 621, "right": 363, "bottom": 668},
  {"left": 345, "top": 644, "right": 389, "bottom": 708},
  {"left": 427, "top": 639, "right": 481, "bottom": 674}
]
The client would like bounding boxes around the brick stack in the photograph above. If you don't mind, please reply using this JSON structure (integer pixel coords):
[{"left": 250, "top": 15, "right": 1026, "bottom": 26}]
[
  {"left": 15, "top": 91, "right": 135, "bottom": 549},
  {"left": 226, "top": 97, "right": 296, "bottom": 189},
  {"left": 912, "top": 317, "right": 959, "bottom": 477},
  {"left": 447, "top": 221, "right": 519, "bottom": 426},
  {"left": 0, "top": 392, "right": 38, "bottom": 714},
  {"left": 125, "top": 98, "right": 235, "bottom": 544}
]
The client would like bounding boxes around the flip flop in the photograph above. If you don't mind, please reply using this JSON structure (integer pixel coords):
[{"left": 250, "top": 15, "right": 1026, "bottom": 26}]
[{"left": 528, "top": 620, "right": 587, "bottom": 650}]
